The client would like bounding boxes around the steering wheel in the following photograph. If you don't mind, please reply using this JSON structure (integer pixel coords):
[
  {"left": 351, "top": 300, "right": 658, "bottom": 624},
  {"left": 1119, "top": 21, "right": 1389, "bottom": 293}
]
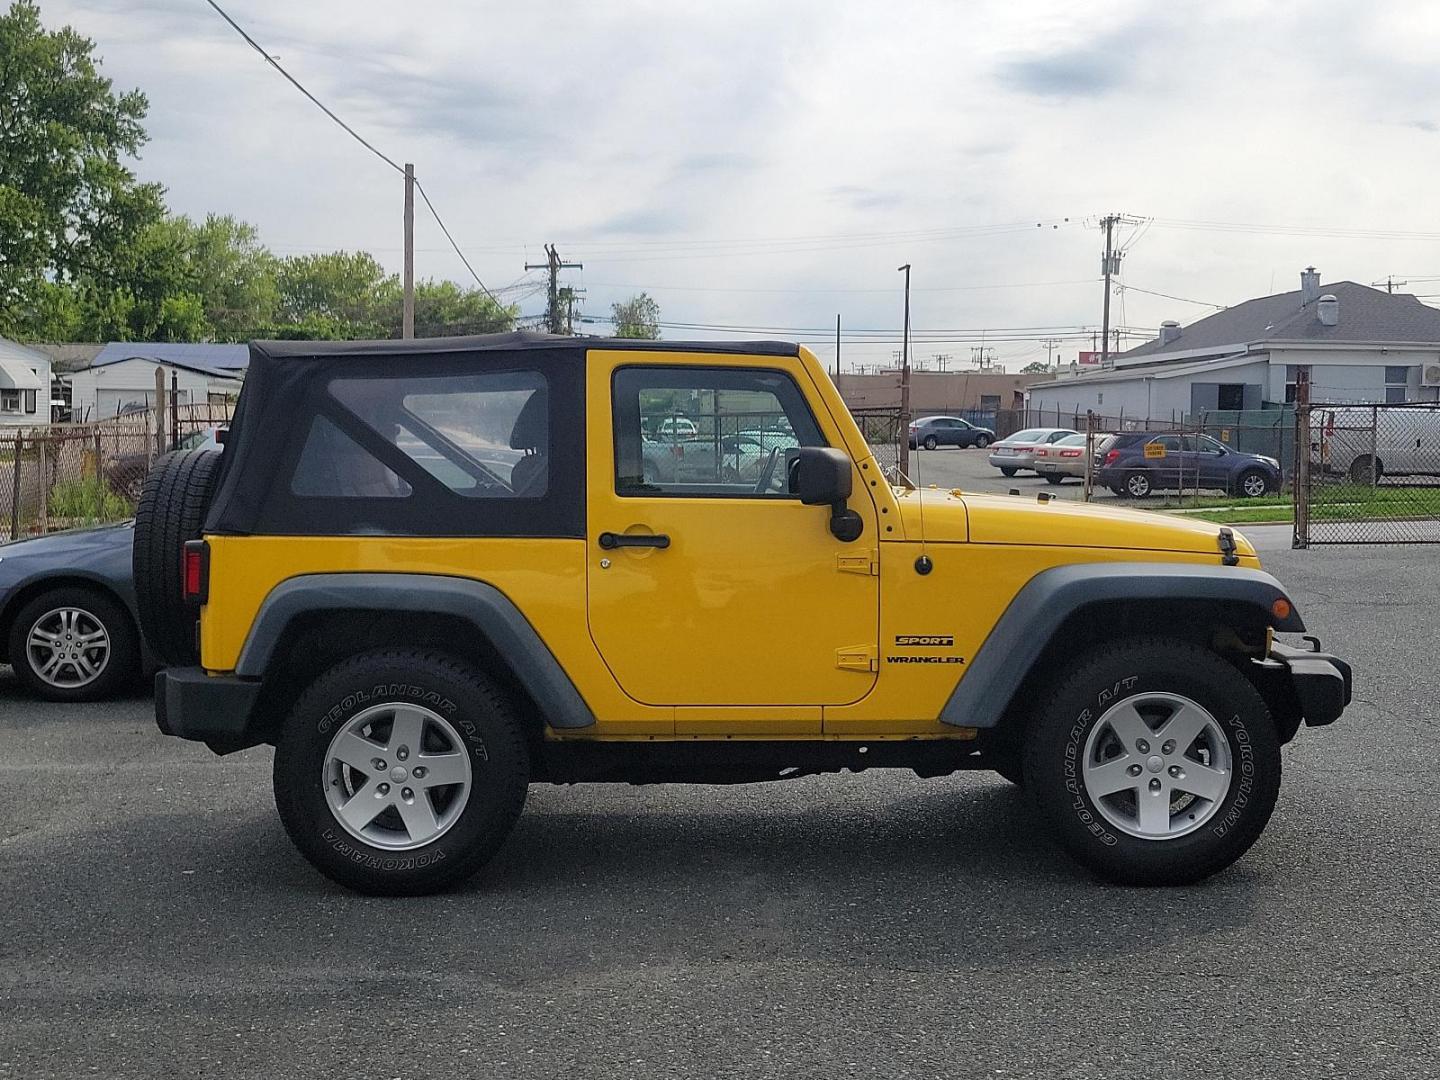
[{"left": 753, "top": 448, "right": 781, "bottom": 494}]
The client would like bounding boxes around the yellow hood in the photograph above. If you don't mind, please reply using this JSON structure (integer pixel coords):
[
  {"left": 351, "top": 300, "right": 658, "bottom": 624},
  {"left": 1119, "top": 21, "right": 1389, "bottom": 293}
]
[{"left": 893, "top": 487, "right": 1256, "bottom": 558}]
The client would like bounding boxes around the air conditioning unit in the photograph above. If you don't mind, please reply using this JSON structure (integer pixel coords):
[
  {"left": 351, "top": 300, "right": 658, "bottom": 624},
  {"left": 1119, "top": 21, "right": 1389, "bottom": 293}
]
[{"left": 1424, "top": 363, "right": 1440, "bottom": 387}]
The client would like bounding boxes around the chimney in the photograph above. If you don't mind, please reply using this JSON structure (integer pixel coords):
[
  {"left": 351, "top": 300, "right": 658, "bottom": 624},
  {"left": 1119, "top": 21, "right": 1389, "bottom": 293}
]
[
  {"left": 1317, "top": 294, "right": 1339, "bottom": 327},
  {"left": 1300, "top": 266, "right": 1321, "bottom": 306},
  {"left": 1158, "top": 320, "right": 1182, "bottom": 346}
]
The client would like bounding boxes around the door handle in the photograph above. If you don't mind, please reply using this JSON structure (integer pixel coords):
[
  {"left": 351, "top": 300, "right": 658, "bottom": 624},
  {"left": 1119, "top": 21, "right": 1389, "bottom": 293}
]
[{"left": 598, "top": 531, "right": 671, "bottom": 550}]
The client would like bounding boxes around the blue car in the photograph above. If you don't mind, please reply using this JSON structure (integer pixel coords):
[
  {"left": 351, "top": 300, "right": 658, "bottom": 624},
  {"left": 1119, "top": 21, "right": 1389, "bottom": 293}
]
[
  {"left": 1094, "top": 432, "right": 1282, "bottom": 499},
  {"left": 0, "top": 522, "right": 144, "bottom": 701}
]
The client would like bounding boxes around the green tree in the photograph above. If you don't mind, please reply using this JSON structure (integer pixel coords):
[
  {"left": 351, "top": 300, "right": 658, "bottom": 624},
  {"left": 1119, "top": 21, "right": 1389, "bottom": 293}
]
[
  {"left": 611, "top": 292, "right": 661, "bottom": 339},
  {"left": 272, "top": 251, "right": 395, "bottom": 337},
  {"left": 404, "top": 279, "right": 516, "bottom": 338},
  {"left": 1021, "top": 360, "right": 1054, "bottom": 374},
  {"left": 188, "top": 214, "right": 278, "bottom": 340},
  {"left": 0, "top": 0, "right": 165, "bottom": 337}
]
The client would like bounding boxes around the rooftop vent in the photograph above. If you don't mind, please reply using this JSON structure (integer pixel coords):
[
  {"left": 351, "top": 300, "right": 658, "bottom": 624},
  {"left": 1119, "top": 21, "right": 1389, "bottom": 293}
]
[
  {"left": 1159, "top": 320, "right": 1182, "bottom": 346},
  {"left": 1317, "top": 294, "right": 1339, "bottom": 327},
  {"left": 1301, "top": 266, "right": 1321, "bottom": 306}
]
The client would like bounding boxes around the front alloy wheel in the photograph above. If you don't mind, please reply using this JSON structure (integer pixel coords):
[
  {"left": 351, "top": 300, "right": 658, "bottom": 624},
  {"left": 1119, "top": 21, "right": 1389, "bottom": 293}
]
[
  {"left": 1238, "top": 470, "right": 1270, "bottom": 498},
  {"left": 1023, "top": 636, "right": 1282, "bottom": 885}
]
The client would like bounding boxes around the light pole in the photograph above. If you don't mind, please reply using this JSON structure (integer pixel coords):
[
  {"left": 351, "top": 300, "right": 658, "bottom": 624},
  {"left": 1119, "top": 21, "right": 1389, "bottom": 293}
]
[{"left": 898, "top": 263, "right": 912, "bottom": 480}]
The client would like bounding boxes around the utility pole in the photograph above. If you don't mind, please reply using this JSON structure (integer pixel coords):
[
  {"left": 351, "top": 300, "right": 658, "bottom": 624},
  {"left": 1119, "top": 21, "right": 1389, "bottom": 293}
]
[
  {"left": 403, "top": 163, "right": 415, "bottom": 339},
  {"left": 932, "top": 353, "right": 952, "bottom": 372},
  {"left": 898, "top": 263, "right": 912, "bottom": 480},
  {"left": 1100, "top": 213, "right": 1116, "bottom": 367},
  {"left": 1041, "top": 338, "right": 1061, "bottom": 370},
  {"left": 835, "top": 314, "right": 841, "bottom": 382},
  {"left": 1372, "top": 276, "right": 1407, "bottom": 295},
  {"left": 525, "top": 244, "right": 583, "bottom": 334}
]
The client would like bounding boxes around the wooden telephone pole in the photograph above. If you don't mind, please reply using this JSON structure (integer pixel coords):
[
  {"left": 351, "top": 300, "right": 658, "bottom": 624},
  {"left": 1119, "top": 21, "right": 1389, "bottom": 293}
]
[
  {"left": 898, "top": 264, "right": 912, "bottom": 480},
  {"left": 525, "top": 245, "right": 583, "bottom": 334},
  {"left": 403, "top": 164, "right": 415, "bottom": 338}
]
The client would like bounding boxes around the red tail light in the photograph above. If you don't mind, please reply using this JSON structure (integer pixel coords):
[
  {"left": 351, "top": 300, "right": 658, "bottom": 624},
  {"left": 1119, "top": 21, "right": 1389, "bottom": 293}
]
[
  {"left": 183, "top": 540, "right": 209, "bottom": 605},
  {"left": 1060, "top": 449, "right": 1082, "bottom": 457},
  {"left": 1104, "top": 449, "right": 1121, "bottom": 464},
  {"left": 1035, "top": 448, "right": 1048, "bottom": 457}
]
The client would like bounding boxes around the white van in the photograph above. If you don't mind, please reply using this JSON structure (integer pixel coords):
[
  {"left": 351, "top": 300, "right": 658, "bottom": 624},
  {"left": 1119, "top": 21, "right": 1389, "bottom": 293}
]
[{"left": 1315, "top": 406, "right": 1440, "bottom": 482}]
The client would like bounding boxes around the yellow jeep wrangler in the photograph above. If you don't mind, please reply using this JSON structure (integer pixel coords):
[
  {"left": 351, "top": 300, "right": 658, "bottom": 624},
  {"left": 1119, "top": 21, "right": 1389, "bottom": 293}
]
[{"left": 136, "top": 332, "right": 1350, "bottom": 895}]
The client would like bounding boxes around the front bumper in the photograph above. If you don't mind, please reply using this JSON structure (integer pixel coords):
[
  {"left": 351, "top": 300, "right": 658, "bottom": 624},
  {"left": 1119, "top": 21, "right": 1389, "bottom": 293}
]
[
  {"left": 1266, "top": 639, "right": 1352, "bottom": 727},
  {"left": 155, "top": 667, "right": 265, "bottom": 754}
]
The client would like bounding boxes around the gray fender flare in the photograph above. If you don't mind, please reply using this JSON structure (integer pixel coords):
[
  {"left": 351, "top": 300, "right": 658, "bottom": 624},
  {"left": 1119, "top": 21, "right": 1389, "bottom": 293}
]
[
  {"left": 940, "top": 562, "right": 1304, "bottom": 729},
  {"left": 235, "top": 572, "right": 595, "bottom": 729}
]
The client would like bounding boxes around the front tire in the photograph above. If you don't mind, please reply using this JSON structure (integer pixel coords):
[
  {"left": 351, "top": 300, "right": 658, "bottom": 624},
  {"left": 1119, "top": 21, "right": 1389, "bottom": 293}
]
[
  {"left": 1022, "top": 637, "right": 1281, "bottom": 885},
  {"left": 7, "top": 587, "right": 139, "bottom": 702},
  {"left": 1236, "top": 469, "right": 1271, "bottom": 498},
  {"left": 273, "top": 649, "right": 530, "bottom": 895}
]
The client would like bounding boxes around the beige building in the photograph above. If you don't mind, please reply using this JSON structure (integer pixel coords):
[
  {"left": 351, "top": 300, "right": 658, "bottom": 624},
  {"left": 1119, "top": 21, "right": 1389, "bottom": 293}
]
[{"left": 836, "top": 370, "right": 1047, "bottom": 413}]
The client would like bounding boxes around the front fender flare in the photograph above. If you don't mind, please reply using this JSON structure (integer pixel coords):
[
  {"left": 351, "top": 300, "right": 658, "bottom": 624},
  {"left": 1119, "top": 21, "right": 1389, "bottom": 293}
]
[
  {"left": 940, "top": 561, "right": 1304, "bottom": 729},
  {"left": 235, "top": 572, "right": 595, "bottom": 729}
]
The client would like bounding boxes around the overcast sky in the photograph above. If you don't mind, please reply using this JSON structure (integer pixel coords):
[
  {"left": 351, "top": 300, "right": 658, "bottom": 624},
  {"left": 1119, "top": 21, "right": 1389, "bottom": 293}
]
[{"left": 39, "top": 0, "right": 1440, "bottom": 369}]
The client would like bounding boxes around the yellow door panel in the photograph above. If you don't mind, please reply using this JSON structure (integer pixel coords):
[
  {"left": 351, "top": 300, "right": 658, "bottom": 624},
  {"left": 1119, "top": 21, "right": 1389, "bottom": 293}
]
[{"left": 584, "top": 350, "right": 880, "bottom": 710}]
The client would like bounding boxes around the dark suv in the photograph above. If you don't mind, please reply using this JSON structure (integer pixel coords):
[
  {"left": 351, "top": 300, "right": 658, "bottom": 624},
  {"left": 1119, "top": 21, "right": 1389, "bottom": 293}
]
[
  {"left": 1095, "top": 432, "right": 1282, "bottom": 499},
  {"left": 908, "top": 415, "right": 995, "bottom": 450}
]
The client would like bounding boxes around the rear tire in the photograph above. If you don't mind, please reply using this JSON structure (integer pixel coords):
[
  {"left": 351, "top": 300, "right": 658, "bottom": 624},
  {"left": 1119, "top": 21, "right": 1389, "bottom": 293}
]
[
  {"left": 1043, "top": 473, "right": 1066, "bottom": 485},
  {"left": 1000, "top": 467, "right": 1017, "bottom": 477},
  {"left": 7, "top": 586, "right": 139, "bottom": 702},
  {"left": 132, "top": 450, "right": 222, "bottom": 666},
  {"left": 1348, "top": 455, "right": 1382, "bottom": 484},
  {"left": 273, "top": 649, "right": 530, "bottom": 895},
  {"left": 923, "top": 435, "right": 939, "bottom": 451},
  {"left": 974, "top": 434, "right": 991, "bottom": 449},
  {"left": 1022, "top": 637, "right": 1281, "bottom": 885}
]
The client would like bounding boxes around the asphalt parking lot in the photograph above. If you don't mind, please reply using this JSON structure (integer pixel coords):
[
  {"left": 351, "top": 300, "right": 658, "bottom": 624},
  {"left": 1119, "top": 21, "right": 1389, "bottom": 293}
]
[{"left": 2, "top": 542, "right": 1435, "bottom": 1079}]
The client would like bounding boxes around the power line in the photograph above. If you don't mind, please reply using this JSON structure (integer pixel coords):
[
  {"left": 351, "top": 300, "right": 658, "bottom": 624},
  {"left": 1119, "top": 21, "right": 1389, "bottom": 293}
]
[
  {"left": 202, "top": 0, "right": 401, "bottom": 175},
  {"left": 203, "top": 0, "right": 499, "bottom": 305},
  {"left": 1118, "top": 283, "right": 1225, "bottom": 309}
]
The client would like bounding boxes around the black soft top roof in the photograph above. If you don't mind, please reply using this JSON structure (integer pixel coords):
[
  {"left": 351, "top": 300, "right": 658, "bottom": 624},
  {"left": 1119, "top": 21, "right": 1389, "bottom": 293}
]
[{"left": 250, "top": 331, "right": 800, "bottom": 363}]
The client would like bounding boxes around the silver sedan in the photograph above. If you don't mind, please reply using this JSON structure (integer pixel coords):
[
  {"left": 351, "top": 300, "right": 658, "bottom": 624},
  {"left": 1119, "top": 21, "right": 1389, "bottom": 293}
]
[{"left": 987, "top": 428, "right": 1078, "bottom": 475}]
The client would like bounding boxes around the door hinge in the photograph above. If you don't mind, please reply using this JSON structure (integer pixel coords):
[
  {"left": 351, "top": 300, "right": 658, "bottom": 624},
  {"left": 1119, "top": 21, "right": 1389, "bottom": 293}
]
[
  {"left": 836, "top": 644, "right": 879, "bottom": 672},
  {"left": 836, "top": 549, "right": 879, "bottom": 576}
]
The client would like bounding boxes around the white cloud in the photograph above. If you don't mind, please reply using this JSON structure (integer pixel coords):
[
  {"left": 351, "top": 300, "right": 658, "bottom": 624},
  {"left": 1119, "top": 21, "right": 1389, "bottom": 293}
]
[{"left": 35, "top": 0, "right": 1440, "bottom": 367}]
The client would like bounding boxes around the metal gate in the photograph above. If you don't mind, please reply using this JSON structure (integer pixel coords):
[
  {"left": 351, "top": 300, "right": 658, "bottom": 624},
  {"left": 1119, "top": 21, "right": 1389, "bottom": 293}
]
[
  {"left": 1294, "top": 401, "right": 1440, "bottom": 545},
  {"left": 850, "top": 407, "right": 904, "bottom": 481}
]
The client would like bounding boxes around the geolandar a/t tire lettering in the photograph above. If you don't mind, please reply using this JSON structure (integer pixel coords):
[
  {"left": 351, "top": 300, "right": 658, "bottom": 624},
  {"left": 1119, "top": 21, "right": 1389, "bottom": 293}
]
[
  {"left": 1022, "top": 636, "right": 1282, "bottom": 886},
  {"left": 272, "top": 648, "right": 529, "bottom": 896}
]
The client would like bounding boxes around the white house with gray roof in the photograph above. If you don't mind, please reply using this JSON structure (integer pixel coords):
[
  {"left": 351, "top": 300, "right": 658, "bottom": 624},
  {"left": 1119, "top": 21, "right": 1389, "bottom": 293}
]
[
  {"left": 1028, "top": 268, "right": 1440, "bottom": 421},
  {"left": 0, "top": 338, "right": 54, "bottom": 428}
]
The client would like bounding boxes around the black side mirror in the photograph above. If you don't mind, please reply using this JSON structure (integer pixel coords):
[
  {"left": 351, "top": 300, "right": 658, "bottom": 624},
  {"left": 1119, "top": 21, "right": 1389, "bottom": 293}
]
[{"left": 789, "top": 447, "right": 862, "bottom": 542}]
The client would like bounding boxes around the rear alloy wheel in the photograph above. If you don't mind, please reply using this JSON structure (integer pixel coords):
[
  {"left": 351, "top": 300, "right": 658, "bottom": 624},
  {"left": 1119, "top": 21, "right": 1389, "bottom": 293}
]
[
  {"left": 974, "top": 434, "right": 991, "bottom": 449},
  {"left": 7, "top": 587, "right": 138, "bottom": 701},
  {"left": 1124, "top": 471, "right": 1152, "bottom": 498},
  {"left": 1237, "top": 469, "right": 1270, "bottom": 498},
  {"left": 1022, "top": 637, "right": 1281, "bottom": 885},
  {"left": 1043, "top": 473, "right": 1065, "bottom": 485},
  {"left": 924, "top": 435, "right": 939, "bottom": 451},
  {"left": 274, "top": 648, "right": 529, "bottom": 895}
]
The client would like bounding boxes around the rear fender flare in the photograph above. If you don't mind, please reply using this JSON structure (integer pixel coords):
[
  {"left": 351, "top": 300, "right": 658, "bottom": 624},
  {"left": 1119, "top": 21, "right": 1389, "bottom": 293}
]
[
  {"left": 940, "top": 562, "right": 1304, "bottom": 729},
  {"left": 235, "top": 572, "right": 595, "bottom": 729}
]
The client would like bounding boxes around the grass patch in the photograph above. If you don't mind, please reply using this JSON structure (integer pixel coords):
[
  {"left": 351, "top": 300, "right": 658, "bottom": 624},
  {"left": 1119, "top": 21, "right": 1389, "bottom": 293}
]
[
  {"left": 47, "top": 477, "right": 133, "bottom": 523},
  {"left": 1157, "top": 483, "right": 1440, "bottom": 526}
]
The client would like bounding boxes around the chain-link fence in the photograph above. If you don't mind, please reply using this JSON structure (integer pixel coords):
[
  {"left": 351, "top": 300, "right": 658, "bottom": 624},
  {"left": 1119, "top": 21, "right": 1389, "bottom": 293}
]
[
  {"left": 1295, "top": 401, "right": 1440, "bottom": 545},
  {"left": 850, "top": 407, "right": 903, "bottom": 480},
  {"left": 0, "top": 403, "right": 234, "bottom": 541}
]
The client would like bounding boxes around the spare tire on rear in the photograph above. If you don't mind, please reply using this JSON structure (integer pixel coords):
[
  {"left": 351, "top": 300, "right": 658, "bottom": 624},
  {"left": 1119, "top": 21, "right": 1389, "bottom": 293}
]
[{"left": 133, "top": 450, "right": 222, "bottom": 667}]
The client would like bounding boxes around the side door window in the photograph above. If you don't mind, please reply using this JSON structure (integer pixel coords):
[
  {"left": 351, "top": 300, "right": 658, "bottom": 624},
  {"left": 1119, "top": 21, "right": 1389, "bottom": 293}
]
[
  {"left": 1147, "top": 435, "right": 1184, "bottom": 482},
  {"left": 615, "top": 367, "right": 825, "bottom": 496}
]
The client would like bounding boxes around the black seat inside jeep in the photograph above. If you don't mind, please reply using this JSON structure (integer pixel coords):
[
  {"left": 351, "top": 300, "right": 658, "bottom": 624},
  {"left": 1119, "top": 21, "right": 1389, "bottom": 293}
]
[{"left": 508, "top": 388, "right": 548, "bottom": 496}]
